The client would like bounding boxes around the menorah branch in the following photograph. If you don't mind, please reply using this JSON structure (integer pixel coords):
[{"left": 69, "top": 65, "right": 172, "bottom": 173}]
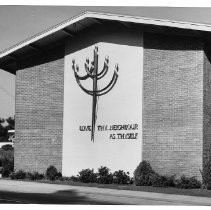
[{"left": 72, "top": 46, "right": 119, "bottom": 142}]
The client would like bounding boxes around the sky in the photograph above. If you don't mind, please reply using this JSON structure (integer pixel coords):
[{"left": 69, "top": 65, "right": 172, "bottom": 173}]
[{"left": 1, "top": 5, "right": 211, "bottom": 118}]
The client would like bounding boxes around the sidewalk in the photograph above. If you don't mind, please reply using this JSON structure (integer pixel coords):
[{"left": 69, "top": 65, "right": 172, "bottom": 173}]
[{"left": 0, "top": 179, "right": 211, "bottom": 205}]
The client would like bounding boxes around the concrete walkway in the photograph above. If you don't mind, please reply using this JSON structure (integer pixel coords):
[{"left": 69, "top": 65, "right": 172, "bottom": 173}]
[{"left": 0, "top": 179, "right": 211, "bottom": 205}]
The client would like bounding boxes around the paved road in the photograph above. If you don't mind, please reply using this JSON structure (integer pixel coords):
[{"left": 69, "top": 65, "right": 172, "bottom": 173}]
[{"left": 0, "top": 179, "right": 211, "bottom": 205}]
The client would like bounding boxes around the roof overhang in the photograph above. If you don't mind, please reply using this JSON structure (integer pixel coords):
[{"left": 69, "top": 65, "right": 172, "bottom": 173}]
[{"left": 1, "top": 11, "right": 211, "bottom": 73}]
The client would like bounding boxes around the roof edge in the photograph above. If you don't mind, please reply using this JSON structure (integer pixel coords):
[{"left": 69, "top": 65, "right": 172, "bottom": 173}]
[{"left": 1, "top": 10, "right": 211, "bottom": 59}]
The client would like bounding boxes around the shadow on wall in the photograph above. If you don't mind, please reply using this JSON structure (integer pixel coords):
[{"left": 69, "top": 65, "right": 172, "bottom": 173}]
[
  {"left": 18, "top": 22, "right": 144, "bottom": 70},
  {"left": 144, "top": 32, "right": 203, "bottom": 51},
  {"left": 65, "top": 23, "right": 143, "bottom": 56},
  {"left": 17, "top": 44, "right": 65, "bottom": 70}
]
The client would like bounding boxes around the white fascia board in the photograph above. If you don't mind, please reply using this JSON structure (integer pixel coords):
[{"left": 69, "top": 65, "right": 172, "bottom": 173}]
[
  {"left": 1, "top": 11, "right": 211, "bottom": 59},
  {"left": 0, "top": 11, "right": 89, "bottom": 58},
  {"left": 89, "top": 11, "right": 211, "bottom": 32}
]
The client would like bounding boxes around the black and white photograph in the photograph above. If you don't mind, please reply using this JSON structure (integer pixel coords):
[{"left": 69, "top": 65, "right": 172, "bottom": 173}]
[{"left": 1, "top": 1, "right": 211, "bottom": 206}]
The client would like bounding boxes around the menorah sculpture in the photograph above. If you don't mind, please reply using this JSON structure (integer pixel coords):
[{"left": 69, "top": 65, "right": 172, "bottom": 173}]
[{"left": 72, "top": 46, "right": 119, "bottom": 142}]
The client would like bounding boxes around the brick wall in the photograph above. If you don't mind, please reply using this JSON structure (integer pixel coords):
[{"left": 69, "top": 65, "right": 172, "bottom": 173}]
[
  {"left": 13, "top": 31, "right": 208, "bottom": 178},
  {"left": 143, "top": 33, "right": 204, "bottom": 178},
  {"left": 15, "top": 45, "right": 64, "bottom": 173},
  {"left": 203, "top": 45, "right": 211, "bottom": 166}
]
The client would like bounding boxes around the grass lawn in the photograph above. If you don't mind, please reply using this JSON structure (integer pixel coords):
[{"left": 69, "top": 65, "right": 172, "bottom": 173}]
[{"left": 4, "top": 178, "right": 211, "bottom": 198}]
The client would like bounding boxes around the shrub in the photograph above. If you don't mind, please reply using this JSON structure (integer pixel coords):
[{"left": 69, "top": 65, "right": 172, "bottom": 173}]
[
  {"left": 9, "top": 172, "right": 15, "bottom": 179},
  {"left": 149, "top": 173, "right": 164, "bottom": 187},
  {"left": 78, "top": 168, "right": 97, "bottom": 183},
  {"left": 0, "top": 149, "right": 14, "bottom": 177},
  {"left": 133, "top": 161, "right": 155, "bottom": 186},
  {"left": 26, "top": 172, "right": 45, "bottom": 180},
  {"left": 1, "top": 157, "right": 14, "bottom": 177},
  {"left": 175, "top": 175, "right": 201, "bottom": 189},
  {"left": 70, "top": 175, "right": 79, "bottom": 182},
  {"left": 9, "top": 170, "right": 26, "bottom": 179},
  {"left": 130, "top": 177, "right": 134, "bottom": 185},
  {"left": 57, "top": 172, "right": 62, "bottom": 179},
  {"left": 58, "top": 176, "right": 71, "bottom": 181},
  {"left": 97, "top": 166, "right": 113, "bottom": 184},
  {"left": 113, "top": 170, "right": 131, "bottom": 185},
  {"left": 162, "top": 175, "right": 176, "bottom": 187},
  {"left": 58, "top": 176, "right": 80, "bottom": 182},
  {"left": 0, "top": 149, "right": 14, "bottom": 160},
  {"left": 150, "top": 173, "right": 175, "bottom": 187},
  {"left": 1, "top": 145, "right": 13, "bottom": 151},
  {"left": 200, "top": 158, "right": 211, "bottom": 189},
  {"left": 46, "top": 165, "right": 61, "bottom": 181}
]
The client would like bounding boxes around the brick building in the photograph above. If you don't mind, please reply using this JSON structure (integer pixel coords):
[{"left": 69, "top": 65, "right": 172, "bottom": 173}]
[{"left": 0, "top": 11, "right": 211, "bottom": 179}]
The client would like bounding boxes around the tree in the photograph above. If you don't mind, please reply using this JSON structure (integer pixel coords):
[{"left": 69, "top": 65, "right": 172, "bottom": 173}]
[
  {"left": 0, "top": 118, "right": 7, "bottom": 142},
  {"left": 5, "top": 116, "right": 15, "bottom": 130},
  {"left": 0, "top": 116, "right": 15, "bottom": 142}
]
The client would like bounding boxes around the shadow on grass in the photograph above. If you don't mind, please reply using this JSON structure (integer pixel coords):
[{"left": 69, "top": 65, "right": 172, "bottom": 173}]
[{"left": 0, "top": 189, "right": 120, "bottom": 204}]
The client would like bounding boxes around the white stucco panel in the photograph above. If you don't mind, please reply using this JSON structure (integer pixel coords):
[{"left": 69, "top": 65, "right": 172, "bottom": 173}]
[{"left": 63, "top": 35, "right": 143, "bottom": 176}]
